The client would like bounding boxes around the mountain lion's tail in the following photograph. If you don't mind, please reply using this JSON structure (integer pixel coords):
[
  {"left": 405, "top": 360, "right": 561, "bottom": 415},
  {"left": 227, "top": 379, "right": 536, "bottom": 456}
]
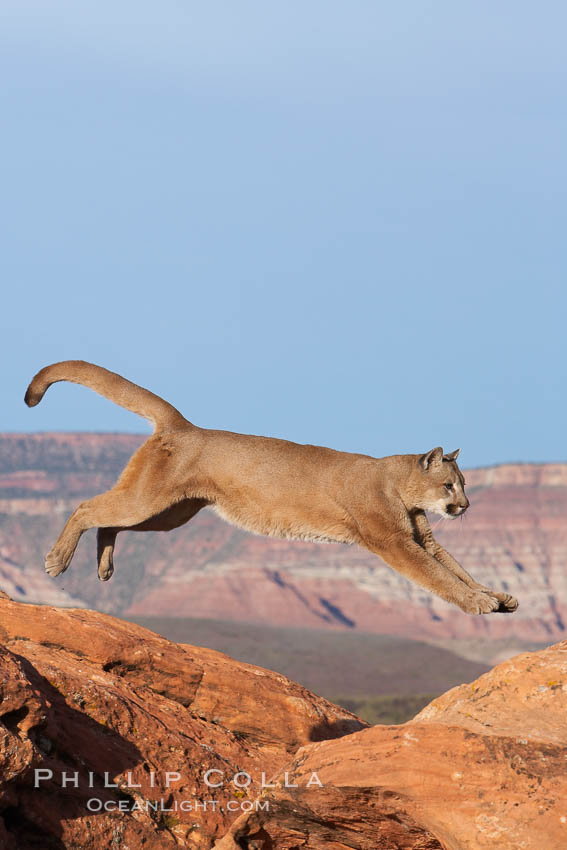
[{"left": 25, "top": 360, "right": 188, "bottom": 431}]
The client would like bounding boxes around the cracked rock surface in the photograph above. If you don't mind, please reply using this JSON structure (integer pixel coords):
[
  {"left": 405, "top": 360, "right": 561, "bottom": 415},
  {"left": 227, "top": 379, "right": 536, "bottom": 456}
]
[
  {"left": 0, "top": 594, "right": 364, "bottom": 849},
  {"left": 1, "top": 591, "right": 566, "bottom": 849},
  {"left": 216, "top": 640, "right": 567, "bottom": 850}
]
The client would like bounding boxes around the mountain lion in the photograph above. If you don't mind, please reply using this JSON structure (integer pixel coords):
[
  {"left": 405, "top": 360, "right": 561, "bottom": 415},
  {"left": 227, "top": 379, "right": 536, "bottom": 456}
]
[{"left": 25, "top": 361, "right": 518, "bottom": 615}]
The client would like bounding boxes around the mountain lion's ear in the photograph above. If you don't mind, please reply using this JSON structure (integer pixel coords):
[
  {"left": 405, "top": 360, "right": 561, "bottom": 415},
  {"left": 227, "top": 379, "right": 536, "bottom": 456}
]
[
  {"left": 444, "top": 448, "right": 460, "bottom": 462},
  {"left": 420, "top": 447, "right": 444, "bottom": 470}
]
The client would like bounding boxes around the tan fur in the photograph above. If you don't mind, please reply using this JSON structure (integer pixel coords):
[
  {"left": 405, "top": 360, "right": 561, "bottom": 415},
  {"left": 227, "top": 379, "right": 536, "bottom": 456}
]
[{"left": 25, "top": 361, "right": 518, "bottom": 616}]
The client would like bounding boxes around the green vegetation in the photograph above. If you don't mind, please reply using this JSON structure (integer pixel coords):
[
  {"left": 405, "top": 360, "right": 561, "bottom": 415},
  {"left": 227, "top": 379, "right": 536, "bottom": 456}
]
[{"left": 333, "top": 693, "right": 436, "bottom": 725}]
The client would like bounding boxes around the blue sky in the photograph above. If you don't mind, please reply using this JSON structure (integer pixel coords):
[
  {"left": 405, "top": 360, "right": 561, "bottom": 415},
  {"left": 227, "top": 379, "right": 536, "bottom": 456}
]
[{"left": 1, "top": 2, "right": 566, "bottom": 467}]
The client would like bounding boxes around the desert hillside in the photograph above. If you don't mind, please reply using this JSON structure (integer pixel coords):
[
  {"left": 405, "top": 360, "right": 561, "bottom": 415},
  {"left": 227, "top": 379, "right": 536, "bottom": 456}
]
[
  {"left": 1, "top": 434, "right": 566, "bottom": 642},
  {"left": 1, "top": 592, "right": 565, "bottom": 850}
]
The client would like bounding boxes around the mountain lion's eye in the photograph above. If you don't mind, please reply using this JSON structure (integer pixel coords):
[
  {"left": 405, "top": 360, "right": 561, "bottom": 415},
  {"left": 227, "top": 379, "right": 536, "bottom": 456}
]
[{"left": 444, "top": 483, "right": 453, "bottom": 491}]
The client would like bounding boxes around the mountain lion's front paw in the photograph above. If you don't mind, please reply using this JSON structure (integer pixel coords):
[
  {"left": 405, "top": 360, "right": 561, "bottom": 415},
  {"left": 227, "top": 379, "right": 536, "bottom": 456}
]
[
  {"left": 492, "top": 591, "right": 519, "bottom": 613},
  {"left": 459, "top": 590, "right": 499, "bottom": 615},
  {"left": 478, "top": 587, "right": 519, "bottom": 613}
]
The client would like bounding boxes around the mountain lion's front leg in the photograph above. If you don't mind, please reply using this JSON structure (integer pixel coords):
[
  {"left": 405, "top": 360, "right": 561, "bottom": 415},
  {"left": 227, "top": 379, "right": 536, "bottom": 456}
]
[
  {"left": 360, "top": 527, "right": 499, "bottom": 614},
  {"left": 412, "top": 511, "right": 518, "bottom": 613}
]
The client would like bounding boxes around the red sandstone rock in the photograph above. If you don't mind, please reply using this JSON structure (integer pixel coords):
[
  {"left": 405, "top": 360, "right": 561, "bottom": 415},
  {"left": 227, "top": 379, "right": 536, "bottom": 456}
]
[
  {"left": 216, "top": 640, "right": 567, "bottom": 850},
  {"left": 2, "top": 594, "right": 565, "bottom": 849},
  {"left": 0, "top": 597, "right": 364, "bottom": 848}
]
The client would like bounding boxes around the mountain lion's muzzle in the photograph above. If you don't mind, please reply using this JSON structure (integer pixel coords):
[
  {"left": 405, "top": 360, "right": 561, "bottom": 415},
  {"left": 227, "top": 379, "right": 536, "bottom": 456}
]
[{"left": 446, "top": 500, "right": 470, "bottom": 517}]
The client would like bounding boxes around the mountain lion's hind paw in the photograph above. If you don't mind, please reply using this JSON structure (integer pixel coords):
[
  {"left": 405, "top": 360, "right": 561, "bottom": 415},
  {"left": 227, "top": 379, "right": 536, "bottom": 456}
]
[
  {"left": 98, "top": 561, "right": 114, "bottom": 581},
  {"left": 45, "top": 552, "right": 69, "bottom": 578}
]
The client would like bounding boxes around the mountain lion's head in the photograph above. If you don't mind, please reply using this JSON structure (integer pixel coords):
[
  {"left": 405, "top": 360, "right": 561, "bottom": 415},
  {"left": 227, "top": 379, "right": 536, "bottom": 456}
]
[{"left": 416, "top": 447, "right": 469, "bottom": 519}]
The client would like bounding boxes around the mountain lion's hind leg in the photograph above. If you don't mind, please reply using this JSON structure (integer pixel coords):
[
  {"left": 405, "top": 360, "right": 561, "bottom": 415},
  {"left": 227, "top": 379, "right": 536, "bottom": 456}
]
[
  {"left": 94, "top": 498, "right": 207, "bottom": 582},
  {"left": 45, "top": 490, "right": 164, "bottom": 578},
  {"left": 97, "top": 528, "right": 118, "bottom": 581}
]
